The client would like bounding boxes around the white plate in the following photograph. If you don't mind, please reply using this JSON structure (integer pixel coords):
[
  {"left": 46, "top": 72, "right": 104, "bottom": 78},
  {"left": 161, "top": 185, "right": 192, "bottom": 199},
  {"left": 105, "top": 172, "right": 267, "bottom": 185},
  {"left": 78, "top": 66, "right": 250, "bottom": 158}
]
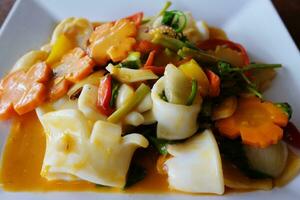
[{"left": 0, "top": 0, "right": 300, "bottom": 199}]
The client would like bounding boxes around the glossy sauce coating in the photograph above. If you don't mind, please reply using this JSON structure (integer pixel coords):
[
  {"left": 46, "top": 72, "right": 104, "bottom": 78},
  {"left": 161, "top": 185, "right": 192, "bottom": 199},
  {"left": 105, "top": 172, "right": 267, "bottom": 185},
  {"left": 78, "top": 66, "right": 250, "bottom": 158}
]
[{"left": 0, "top": 111, "right": 169, "bottom": 193}]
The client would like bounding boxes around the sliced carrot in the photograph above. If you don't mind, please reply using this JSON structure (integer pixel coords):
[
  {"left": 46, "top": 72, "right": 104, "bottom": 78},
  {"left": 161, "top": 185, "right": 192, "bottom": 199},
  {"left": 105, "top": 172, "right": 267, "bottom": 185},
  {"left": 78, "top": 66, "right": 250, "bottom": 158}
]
[
  {"left": 215, "top": 117, "right": 240, "bottom": 139},
  {"left": 88, "top": 19, "right": 137, "bottom": 65},
  {"left": 205, "top": 69, "right": 220, "bottom": 97},
  {"left": 0, "top": 62, "right": 52, "bottom": 119},
  {"left": 263, "top": 102, "right": 289, "bottom": 127},
  {"left": 53, "top": 47, "right": 95, "bottom": 83},
  {"left": 48, "top": 78, "right": 71, "bottom": 101},
  {"left": 48, "top": 47, "right": 95, "bottom": 101},
  {"left": 216, "top": 97, "right": 289, "bottom": 148}
]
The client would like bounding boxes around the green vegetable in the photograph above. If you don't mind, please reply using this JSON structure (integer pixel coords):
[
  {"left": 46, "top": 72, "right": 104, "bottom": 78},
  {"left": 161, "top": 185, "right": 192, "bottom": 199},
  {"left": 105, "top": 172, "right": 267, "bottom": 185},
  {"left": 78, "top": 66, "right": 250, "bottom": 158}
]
[
  {"left": 159, "top": 90, "right": 168, "bottom": 102},
  {"left": 120, "top": 52, "right": 141, "bottom": 69},
  {"left": 218, "top": 61, "right": 282, "bottom": 75},
  {"left": 215, "top": 61, "right": 265, "bottom": 98},
  {"left": 119, "top": 60, "right": 140, "bottom": 69},
  {"left": 162, "top": 10, "right": 187, "bottom": 33},
  {"left": 164, "top": 48, "right": 175, "bottom": 57},
  {"left": 125, "top": 163, "right": 146, "bottom": 188},
  {"left": 152, "top": 34, "right": 186, "bottom": 51},
  {"left": 216, "top": 135, "right": 272, "bottom": 179},
  {"left": 276, "top": 102, "right": 293, "bottom": 119},
  {"left": 148, "top": 136, "right": 169, "bottom": 155},
  {"left": 246, "top": 85, "right": 263, "bottom": 99},
  {"left": 141, "top": 18, "right": 151, "bottom": 25},
  {"left": 136, "top": 124, "right": 174, "bottom": 155},
  {"left": 109, "top": 80, "right": 120, "bottom": 108},
  {"left": 157, "top": 1, "right": 172, "bottom": 16},
  {"left": 186, "top": 80, "right": 198, "bottom": 105},
  {"left": 107, "top": 84, "right": 150, "bottom": 123},
  {"left": 177, "top": 47, "right": 219, "bottom": 64}
]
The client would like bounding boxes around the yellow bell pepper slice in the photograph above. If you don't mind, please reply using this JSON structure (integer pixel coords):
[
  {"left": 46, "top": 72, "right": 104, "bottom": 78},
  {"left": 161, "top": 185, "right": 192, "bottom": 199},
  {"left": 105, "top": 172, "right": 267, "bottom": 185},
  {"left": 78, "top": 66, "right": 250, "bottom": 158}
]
[
  {"left": 46, "top": 34, "right": 74, "bottom": 66},
  {"left": 179, "top": 59, "right": 209, "bottom": 96}
]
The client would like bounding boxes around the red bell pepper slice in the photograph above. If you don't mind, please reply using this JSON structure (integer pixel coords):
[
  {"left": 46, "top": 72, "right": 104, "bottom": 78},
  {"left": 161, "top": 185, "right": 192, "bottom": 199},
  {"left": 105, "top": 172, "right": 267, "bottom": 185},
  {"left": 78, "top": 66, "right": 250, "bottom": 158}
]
[
  {"left": 205, "top": 69, "right": 221, "bottom": 97},
  {"left": 284, "top": 122, "right": 300, "bottom": 149},
  {"left": 198, "top": 39, "right": 250, "bottom": 66},
  {"left": 144, "top": 66, "right": 165, "bottom": 75},
  {"left": 125, "top": 12, "right": 144, "bottom": 27},
  {"left": 145, "top": 50, "right": 156, "bottom": 66},
  {"left": 97, "top": 74, "right": 114, "bottom": 116},
  {"left": 143, "top": 50, "right": 165, "bottom": 75}
]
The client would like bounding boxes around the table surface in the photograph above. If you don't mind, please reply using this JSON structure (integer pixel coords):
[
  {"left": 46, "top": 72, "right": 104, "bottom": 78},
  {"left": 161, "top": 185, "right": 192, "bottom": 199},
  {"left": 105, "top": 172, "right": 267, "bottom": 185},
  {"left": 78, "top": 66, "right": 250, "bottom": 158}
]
[{"left": 0, "top": 0, "right": 299, "bottom": 50}]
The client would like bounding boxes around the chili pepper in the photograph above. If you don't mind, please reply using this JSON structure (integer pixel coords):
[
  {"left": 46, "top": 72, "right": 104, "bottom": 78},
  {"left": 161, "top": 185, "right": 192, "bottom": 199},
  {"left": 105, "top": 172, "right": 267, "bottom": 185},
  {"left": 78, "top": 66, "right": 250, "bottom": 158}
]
[{"left": 97, "top": 74, "right": 114, "bottom": 116}]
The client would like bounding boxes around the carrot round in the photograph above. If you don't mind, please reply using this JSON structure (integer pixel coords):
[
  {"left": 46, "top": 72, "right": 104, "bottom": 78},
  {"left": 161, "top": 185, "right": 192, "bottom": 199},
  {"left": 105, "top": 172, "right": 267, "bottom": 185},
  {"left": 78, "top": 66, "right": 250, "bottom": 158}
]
[
  {"left": 216, "top": 97, "right": 289, "bottom": 148},
  {"left": 0, "top": 62, "right": 52, "bottom": 120}
]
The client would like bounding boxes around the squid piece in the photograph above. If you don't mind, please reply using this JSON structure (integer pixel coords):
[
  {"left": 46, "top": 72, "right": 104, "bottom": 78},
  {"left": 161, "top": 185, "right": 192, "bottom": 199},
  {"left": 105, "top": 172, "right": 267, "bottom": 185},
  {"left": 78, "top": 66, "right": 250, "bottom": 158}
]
[
  {"left": 164, "top": 130, "right": 224, "bottom": 194},
  {"left": 151, "top": 77, "right": 202, "bottom": 140},
  {"left": 40, "top": 109, "right": 149, "bottom": 188}
]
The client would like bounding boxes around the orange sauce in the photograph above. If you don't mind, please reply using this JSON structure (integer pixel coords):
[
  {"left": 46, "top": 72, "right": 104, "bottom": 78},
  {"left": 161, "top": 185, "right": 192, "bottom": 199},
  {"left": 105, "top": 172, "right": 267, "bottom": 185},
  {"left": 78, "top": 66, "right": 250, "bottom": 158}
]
[
  {"left": 2, "top": 111, "right": 296, "bottom": 195},
  {"left": 0, "top": 111, "right": 169, "bottom": 193}
]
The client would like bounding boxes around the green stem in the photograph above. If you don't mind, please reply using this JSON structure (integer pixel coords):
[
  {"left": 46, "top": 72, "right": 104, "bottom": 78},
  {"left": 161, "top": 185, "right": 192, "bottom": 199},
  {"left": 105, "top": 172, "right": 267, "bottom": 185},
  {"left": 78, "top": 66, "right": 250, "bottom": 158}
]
[
  {"left": 158, "top": 1, "right": 172, "bottom": 16},
  {"left": 178, "top": 47, "right": 220, "bottom": 63},
  {"left": 107, "top": 84, "right": 150, "bottom": 123},
  {"left": 186, "top": 80, "right": 198, "bottom": 105},
  {"left": 229, "top": 63, "right": 282, "bottom": 72},
  {"left": 247, "top": 86, "right": 263, "bottom": 99},
  {"left": 152, "top": 34, "right": 186, "bottom": 51}
]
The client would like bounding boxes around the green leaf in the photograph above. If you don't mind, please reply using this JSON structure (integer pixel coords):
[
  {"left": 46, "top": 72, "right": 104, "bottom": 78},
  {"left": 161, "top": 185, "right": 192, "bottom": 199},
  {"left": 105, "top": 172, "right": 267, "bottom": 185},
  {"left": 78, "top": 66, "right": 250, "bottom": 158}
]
[
  {"left": 162, "top": 10, "right": 187, "bottom": 33},
  {"left": 162, "top": 11, "right": 176, "bottom": 26},
  {"left": 125, "top": 163, "right": 146, "bottom": 188},
  {"left": 276, "top": 102, "right": 293, "bottom": 119}
]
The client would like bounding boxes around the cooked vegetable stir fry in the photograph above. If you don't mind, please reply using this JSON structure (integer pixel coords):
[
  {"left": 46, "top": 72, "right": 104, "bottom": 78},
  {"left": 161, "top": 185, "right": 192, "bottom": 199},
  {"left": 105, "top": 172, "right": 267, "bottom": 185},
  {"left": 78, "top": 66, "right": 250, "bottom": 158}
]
[{"left": 1, "top": 1, "right": 300, "bottom": 195}]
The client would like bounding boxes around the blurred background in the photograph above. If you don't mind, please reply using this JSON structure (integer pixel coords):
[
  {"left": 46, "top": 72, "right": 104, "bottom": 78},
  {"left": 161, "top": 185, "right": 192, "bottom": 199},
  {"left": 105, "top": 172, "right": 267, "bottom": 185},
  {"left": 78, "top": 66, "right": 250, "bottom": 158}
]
[{"left": 0, "top": 0, "right": 299, "bottom": 49}]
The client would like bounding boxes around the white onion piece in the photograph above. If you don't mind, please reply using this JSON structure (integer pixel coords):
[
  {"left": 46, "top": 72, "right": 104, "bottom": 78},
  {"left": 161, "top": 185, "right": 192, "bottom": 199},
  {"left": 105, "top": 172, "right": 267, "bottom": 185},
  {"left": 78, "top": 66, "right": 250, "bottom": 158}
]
[
  {"left": 136, "top": 93, "right": 152, "bottom": 113},
  {"left": 244, "top": 141, "right": 288, "bottom": 177},
  {"left": 124, "top": 111, "right": 144, "bottom": 126},
  {"left": 116, "top": 84, "right": 134, "bottom": 109}
]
